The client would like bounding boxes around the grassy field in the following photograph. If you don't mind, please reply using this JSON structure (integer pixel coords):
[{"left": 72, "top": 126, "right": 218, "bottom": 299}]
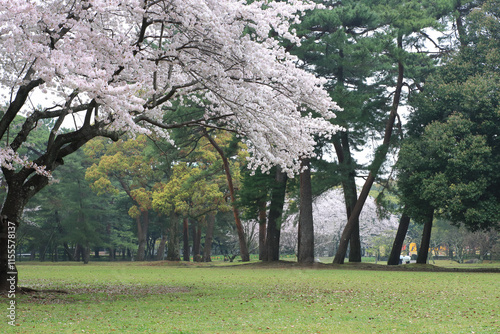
[{"left": 2, "top": 261, "right": 499, "bottom": 333}]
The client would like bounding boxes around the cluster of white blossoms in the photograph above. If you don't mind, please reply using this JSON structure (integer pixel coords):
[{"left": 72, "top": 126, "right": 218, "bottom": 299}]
[{"left": 0, "top": 0, "right": 341, "bottom": 176}]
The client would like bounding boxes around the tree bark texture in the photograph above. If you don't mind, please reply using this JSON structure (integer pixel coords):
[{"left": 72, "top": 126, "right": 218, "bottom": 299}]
[
  {"left": 192, "top": 220, "right": 202, "bottom": 262},
  {"left": 298, "top": 158, "right": 315, "bottom": 263},
  {"left": 202, "top": 214, "right": 216, "bottom": 262},
  {"left": 265, "top": 167, "right": 288, "bottom": 261},
  {"left": 183, "top": 217, "right": 190, "bottom": 261},
  {"left": 258, "top": 201, "right": 267, "bottom": 261},
  {"left": 333, "top": 132, "right": 362, "bottom": 262},
  {"left": 417, "top": 211, "right": 434, "bottom": 264},
  {"left": 387, "top": 212, "right": 411, "bottom": 265},
  {"left": 333, "top": 35, "right": 405, "bottom": 264}
]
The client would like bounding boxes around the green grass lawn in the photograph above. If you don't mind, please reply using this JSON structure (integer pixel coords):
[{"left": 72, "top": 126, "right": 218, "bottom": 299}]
[{"left": 2, "top": 261, "right": 499, "bottom": 333}]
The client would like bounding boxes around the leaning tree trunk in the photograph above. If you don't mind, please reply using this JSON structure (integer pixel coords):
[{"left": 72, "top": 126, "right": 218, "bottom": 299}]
[
  {"left": 387, "top": 212, "right": 411, "bottom": 265},
  {"left": 333, "top": 35, "right": 405, "bottom": 265},
  {"left": 265, "top": 167, "right": 288, "bottom": 261},
  {"left": 202, "top": 214, "right": 216, "bottom": 262},
  {"left": 203, "top": 130, "right": 249, "bottom": 261},
  {"left": 298, "top": 158, "right": 314, "bottom": 263},
  {"left": 333, "top": 132, "right": 362, "bottom": 263},
  {"left": 417, "top": 210, "right": 434, "bottom": 264}
]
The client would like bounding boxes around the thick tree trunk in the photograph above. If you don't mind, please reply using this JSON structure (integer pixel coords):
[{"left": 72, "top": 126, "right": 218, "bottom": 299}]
[
  {"left": 298, "top": 158, "right": 314, "bottom": 263},
  {"left": 265, "top": 167, "right": 288, "bottom": 261},
  {"left": 0, "top": 181, "right": 34, "bottom": 293},
  {"left": 258, "top": 201, "right": 267, "bottom": 261},
  {"left": 417, "top": 211, "right": 434, "bottom": 264},
  {"left": 333, "top": 35, "right": 405, "bottom": 265},
  {"left": 202, "top": 214, "right": 216, "bottom": 262},
  {"left": 203, "top": 130, "right": 249, "bottom": 261},
  {"left": 167, "top": 214, "right": 180, "bottom": 261},
  {"left": 387, "top": 212, "right": 411, "bottom": 265},
  {"left": 183, "top": 217, "right": 190, "bottom": 261},
  {"left": 192, "top": 220, "right": 202, "bottom": 262}
]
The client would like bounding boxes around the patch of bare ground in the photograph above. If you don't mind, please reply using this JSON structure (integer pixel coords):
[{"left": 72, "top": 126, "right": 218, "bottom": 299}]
[
  {"left": 15, "top": 285, "right": 190, "bottom": 304},
  {"left": 229, "top": 260, "right": 500, "bottom": 273}
]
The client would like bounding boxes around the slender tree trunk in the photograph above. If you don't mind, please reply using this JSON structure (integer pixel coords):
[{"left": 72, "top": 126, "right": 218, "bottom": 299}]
[
  {"left": 298, "top": 158, "right": 314, "bottom": 263},
  {"left": 265, "top": 167, "right": 288, "bottom": 261},
  {"left": 417, "top": 211, "right": 434, "bottom": 264},
  {"left": 387, "top": 212, "right": 411, "bottom": 265},
  {"left": 333, "top": 35, "right": 405, "bottom": 264},
  {"left": 203, "top": 214, "right": 216, "bottom": 262},
  {"left": 203, "top": 130, "right": 249, "bottom": 261},
  {"left": 183, "top": 217, "right": 190, "bottom": 261},
  {"left": 167, "top": 214, "right": 180, "bottom": 261},
  {"left": 157, "top": 228, "right": 167, "bottom": 261},
  {"left": 333, "top": 133, "right": 362, "bottom": 263},
  {"left": 74, "top": 244, "right": 82, "bottom": 262},
  {"left": 136, "top": 214, "right": 147, "bottom": 261},
  {"left": 83, "top": 244, "right": 90, "bottom": 264},
  {"left": 63, "top": 242, "right": 74, "bottom": 261},
  {"left": 258, "top": 201, "right": 267, "bottom": 260}
]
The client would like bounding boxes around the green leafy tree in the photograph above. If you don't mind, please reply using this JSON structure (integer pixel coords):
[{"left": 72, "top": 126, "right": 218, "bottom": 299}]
[
  {"left": 398, "top": 1, "right": 500, "bottom": 264},
  {"left": 291, "top": 0, "right": 450, "bottom": 263},
  {"left": 85, "top": 136, "right": 163, "bottom": 261}
]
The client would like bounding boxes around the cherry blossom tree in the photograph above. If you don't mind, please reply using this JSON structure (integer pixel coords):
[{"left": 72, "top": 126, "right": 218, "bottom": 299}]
[{"left": 0, "top": 0, "right": 341, "bottom": 292}]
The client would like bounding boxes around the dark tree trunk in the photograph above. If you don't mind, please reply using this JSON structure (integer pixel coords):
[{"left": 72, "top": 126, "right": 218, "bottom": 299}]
[
  {"left": 183, "top": 217, "right": 190, "bottom": 261},
  {"left": 333, "top": 133, "right": 362, "bottom": 263},
  {"left": 0, "top": 184, "right": 31, "bottom": 293},
  {"left": 63, "top": 242, "right": 74, "bottom": 261},
  {"left": 202, "top": 214, "right": 216, "bottom": 262},
  {"left": 333, "top": 35, "right": 405, "bottom": 264},
  {"left": 82, "top": 245, "right": 90, "bottom": 264},
  {"left": 203, "top": 130, "right": 250, "bottom": 261},
  {"left": 192, "top": 220, "right": 202, "bottom": 262},
  {"left": 417, "top": 211, "right": 434, "bottom": 264},
  {"left": 298, "top": 158, "right": 314, "bottom": 263},
  {"left": 258, "top": 201, "right": 267, "bottom": 261},
  {"left": 74, "top": 244, "right": 81, "bottom": 262},
  {"left": 167, "top": 214, "right": 180, "bottom": 261},
  {"left": 264, "top": 167, "right": 288, "bottom": 261},
  {"left": 387, "top": 212, "right": 411, "bottom": 265},
  {"left": 136, "top": 211, "right": 149, "bottom": 261},
  {"left": 109, "top": 247, "right": 115, "bottom": 261}
]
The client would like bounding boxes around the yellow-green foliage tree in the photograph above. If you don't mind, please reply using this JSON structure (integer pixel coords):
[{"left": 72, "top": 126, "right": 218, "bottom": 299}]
[
  {"left": 85, "top": 135, "right": 161, "bottom": 261},
  {"left": 152, "top": 130, "right": 238, "bottom": 261}
]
